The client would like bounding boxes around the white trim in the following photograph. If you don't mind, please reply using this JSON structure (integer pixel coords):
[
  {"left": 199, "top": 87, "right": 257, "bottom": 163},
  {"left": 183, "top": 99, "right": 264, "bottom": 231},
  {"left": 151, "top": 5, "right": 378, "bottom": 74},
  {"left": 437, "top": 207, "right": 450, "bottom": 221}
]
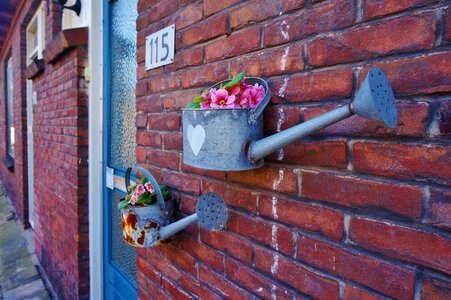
[
  {"left": 26, "top": 2, "right": 45, "bottom": 66},
  {"left": 88, "top": 0, "right": 103, "bottom": 299}
]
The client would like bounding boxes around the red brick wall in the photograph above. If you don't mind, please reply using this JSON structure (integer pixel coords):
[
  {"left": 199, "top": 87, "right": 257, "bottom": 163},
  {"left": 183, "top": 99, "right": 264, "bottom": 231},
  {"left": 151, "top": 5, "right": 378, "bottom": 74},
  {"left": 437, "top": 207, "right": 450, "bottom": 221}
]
[
  {"left": 136, "top": 0, "right": 451, "bottom": 299},
  {"left": 0, "top": 1, "right": 89, "bottom": 299},
  {"left": 32, "top": 45, "right": 89, "bottom": 299}
]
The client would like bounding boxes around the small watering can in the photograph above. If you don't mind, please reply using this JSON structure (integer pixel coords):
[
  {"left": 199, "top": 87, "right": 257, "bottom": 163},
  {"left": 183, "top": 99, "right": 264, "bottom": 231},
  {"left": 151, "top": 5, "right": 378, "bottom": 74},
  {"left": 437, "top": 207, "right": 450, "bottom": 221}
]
[
  {"left": 121, "top": 166, "right": 228, "bottom": 247},
  {"left": 182, "top": 67, "right": 398, "bottom": 170}
]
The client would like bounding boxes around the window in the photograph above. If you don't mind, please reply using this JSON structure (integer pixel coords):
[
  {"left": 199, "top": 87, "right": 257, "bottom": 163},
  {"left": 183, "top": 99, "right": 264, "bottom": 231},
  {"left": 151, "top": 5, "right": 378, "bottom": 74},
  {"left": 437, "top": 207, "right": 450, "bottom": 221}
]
[
  {"left": 26, "top": 1, "right": 45, "bottom": 66},
  {"left": 62, "top": 0, "right": 90, "bottom": 30},
  {"left": 6, "top": 57, "right": 14, "bottom": 158}
]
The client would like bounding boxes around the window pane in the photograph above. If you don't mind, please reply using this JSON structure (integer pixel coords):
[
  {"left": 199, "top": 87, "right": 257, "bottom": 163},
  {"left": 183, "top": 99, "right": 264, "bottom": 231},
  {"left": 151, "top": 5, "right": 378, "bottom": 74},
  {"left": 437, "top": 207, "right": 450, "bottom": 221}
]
[{"left": 6, "top": 58, "right": 14, "bottom": 157}]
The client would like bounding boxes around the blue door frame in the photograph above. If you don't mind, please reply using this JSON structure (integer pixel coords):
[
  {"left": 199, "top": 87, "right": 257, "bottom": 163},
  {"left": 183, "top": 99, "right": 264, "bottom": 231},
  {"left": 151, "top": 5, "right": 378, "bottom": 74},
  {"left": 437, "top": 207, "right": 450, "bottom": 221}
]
[{"left": 102, "top": 0, "right": 138, "bottom": 298}]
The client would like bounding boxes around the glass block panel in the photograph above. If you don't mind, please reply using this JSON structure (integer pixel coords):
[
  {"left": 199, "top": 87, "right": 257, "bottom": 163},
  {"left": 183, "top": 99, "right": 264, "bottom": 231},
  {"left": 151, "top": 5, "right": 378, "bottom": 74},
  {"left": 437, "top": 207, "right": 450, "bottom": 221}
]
[
  {"left": 111, "top": 190, "right": 136, "bottom": 282},
  {"left": 109, "top": 0, "right": 138, "bottom": 168}
]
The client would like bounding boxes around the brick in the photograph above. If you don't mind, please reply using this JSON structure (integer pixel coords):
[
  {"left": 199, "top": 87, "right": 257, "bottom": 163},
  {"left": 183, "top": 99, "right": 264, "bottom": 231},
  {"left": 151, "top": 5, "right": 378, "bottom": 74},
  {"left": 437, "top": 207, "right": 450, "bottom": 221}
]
[
  {"left": 264, "top": 0, "right": 355, "bottom": 47},
  {"left": 344, "top": 286, "right": 383, "bottom": 300},
  {"left": 179, "top": 273, "right": 222, "bottom": 300},
  {"left": 181, "top": 62, "right": 228, "bottom": 89},
  {"left": 137, "top": 95, "right": 164, "bottom": 113},
  {"left": 147, "top": 149, "right": 180, "bottom": 170},
  {"left": 205, "top": 27, "right": 261, "bottom": 63},
  {"left": 445, "top": 6, "right": 451, "bottom": 42},
  {"left": 200, "top": 228, "right": 253, "bottom": 263},
  {"left": 308, "top": 12, "right": 435, "bottom": 67},
  {"left": 421, "top": 275, "right": 451, "bottom": 300},
  {"left": 230, "top": 0, "right": 303, "bottom": 29},
  {"left": 204, "top": 0, "right": 241, "bottom": 17},
  {"left": 148, "top": 113, "right": 180, "bottom": 131},
  {"left": 264, "top": 106, "right": 302, "bottom": 133},
  {"left": 360, "top": 52, "right": 451, "bottom": 96},
  {"left": 164, "top": 46, "right": 203, "bottom": 72},
  {"left": 180, "top": 235, "right": 224, "bottom": 272},
  {"left": 162, "top": 277, "right": 192, "bottom": 300},
  {"left": 266, "top": 140, "right": 347, "bottom": 169},
  {"left": 202, "top": 179, "right": 257, "bottom": 213},
  {"left": 230, "top": 43, "right": 305, "bottom": 77},
  {"left": 147, "top": 249, "right": 181, "bottom": 281},
  {"left": 362, "top": 0, "right": 436, "bottom": 20},
  {"left": 297, "top": 235, "right": 415, "bottom": 299},
  {"left": 353, "top": 142, "right": 451, "bottom": 181},
  {"left": 136, "top": 146, "right": 147, "bottom": 161},
  {"left": 160, "top": 243, "right": 197, "bottom": 275},
  {"left": 148, "top": 72, "right": 181, "bottom": 93},
  {"left": 136, "top": 130, "right": 162, "bottom": 147},
  {"left": 162, "top": 171, "right": 200, "bottom": 195},
  {"left": 163, "top": 132, "right": 183, "bottom": 151},
  {"left": 259, "top": 194, "right": 344, "bottom": 240},
  {"left": 303, "top": 101, "right": 430, "bottom": 137},
  {"left": 161, "top": 89, "right": 201, "bottom": 112},
  {"left": 136, "top": 113, "right": 148, "bottom": 128},
  {"left": 227, "top": 211, "right": 294, "bottom": 255},
  {"left": 301, "top": 170, "right": 423, "bottom": 220},
  {"left": 181, "top": 163, "right": 227, "bottom": 180},
  {"left": 437, "top": 100, "right": 451, "bottom": 136},
  {"left": 148, "top": 0, "right": 181, "bottom": 23},
  {"left": 227, "top": 165, "right": 298, "bottom": 194},
  {"left": 181, "top": 13, "right": 228, "bottom": 47},
  {"left": 164, "top": 2, "right": 203, "bottom": 30},
  {"left": 147, "top": 279, "right": 171, "bottom": 300},
  {"left": 254, "top": 246, "right": 339, "bottom": 299},
  {"left": 270, "top": 69, "right": 353, "bottom": 102},
  {"left": 429, "top": 188, "right": 451, "bottom": 230},
  {"left": 137, "top": 256, "right": 161, "bottom": 285},
  {"left": 349, "top": 218, "right": 451, "bottom": 274},
  {"left": 199, "top": 265, "right": 253, "bottom": 299},
  {"left": 226, "top": 257, "right": 292, "bottom": 299}
]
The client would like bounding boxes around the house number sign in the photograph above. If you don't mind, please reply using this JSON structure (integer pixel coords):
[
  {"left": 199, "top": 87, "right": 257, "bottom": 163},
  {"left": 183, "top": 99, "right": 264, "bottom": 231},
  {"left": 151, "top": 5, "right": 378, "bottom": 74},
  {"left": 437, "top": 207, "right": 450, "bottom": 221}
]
[{"left": 145, "top": 24, "right": 175, "bottom": 70}]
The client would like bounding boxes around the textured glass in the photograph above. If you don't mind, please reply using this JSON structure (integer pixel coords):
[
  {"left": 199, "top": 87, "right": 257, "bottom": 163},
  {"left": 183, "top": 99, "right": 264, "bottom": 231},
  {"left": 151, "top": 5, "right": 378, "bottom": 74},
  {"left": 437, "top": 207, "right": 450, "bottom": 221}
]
[
  {"left": 111, "top": 191, "right": 136, "bottom": 282},
  {"left": 109, "top": 0, "right": 138, "bottom": 168}
]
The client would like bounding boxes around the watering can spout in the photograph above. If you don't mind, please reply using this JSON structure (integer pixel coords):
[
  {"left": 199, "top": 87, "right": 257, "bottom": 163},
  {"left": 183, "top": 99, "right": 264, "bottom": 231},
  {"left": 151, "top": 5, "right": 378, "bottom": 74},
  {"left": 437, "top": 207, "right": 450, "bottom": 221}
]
[
  {"left": 159, "top": 192, "right": 228, "bottom": 241},
  {"left": 248, "top": 67, "right": 398, "bottom": 163}
]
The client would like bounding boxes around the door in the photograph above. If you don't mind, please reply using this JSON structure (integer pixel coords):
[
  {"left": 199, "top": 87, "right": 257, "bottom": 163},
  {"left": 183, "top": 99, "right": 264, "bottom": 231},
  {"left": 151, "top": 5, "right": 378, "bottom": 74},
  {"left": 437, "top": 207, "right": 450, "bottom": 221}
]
[
  {"left": 26, "top": 80, "right": 34, "bottom": 227},
  {"left": 103, "top": 0, "right": 138, "bottom": 298}
]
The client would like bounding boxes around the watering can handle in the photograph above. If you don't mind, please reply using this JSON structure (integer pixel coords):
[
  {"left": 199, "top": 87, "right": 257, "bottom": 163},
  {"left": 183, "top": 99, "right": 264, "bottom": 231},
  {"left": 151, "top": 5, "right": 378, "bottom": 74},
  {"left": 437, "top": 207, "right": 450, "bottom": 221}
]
[
  {"left": 248, "top": 79, "right": 271, "bottom": 124},
  {"left": 125, "top": 166, "right": 166, "bottom": 213}
]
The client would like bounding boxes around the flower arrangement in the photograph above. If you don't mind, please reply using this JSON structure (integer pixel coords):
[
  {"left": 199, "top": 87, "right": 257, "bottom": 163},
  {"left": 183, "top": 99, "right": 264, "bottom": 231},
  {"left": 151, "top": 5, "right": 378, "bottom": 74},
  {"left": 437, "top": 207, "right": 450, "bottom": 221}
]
[
  {"left": 186, "top": 71, "right": 266, "bottom": 109},
  {"left": 117, "top": 175, "right": 171, "bottom": 209}
]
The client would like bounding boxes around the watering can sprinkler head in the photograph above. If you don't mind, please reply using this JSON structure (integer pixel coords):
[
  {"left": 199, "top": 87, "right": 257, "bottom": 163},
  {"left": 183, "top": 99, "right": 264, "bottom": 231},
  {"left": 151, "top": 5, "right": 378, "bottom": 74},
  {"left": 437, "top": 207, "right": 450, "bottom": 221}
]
[
  {"left": 350, "top": 67, "right": 398, "bottom": 128},
  {"left": 247, "top": 67, "right": 399, "bottom": 163},
  {"left": 158, "top": 192, "right": 228, "bottom": 241}
]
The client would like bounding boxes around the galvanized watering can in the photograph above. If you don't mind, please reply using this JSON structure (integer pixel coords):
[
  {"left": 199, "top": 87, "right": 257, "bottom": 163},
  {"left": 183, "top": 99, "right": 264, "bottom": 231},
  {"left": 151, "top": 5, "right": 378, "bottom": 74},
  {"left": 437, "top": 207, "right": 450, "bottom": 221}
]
[
  {"left": 121, "top": 166, "right": 228, "bottom": 247},
  {"left": 182, "top": 67, "right": 398, "bottom": 171}
]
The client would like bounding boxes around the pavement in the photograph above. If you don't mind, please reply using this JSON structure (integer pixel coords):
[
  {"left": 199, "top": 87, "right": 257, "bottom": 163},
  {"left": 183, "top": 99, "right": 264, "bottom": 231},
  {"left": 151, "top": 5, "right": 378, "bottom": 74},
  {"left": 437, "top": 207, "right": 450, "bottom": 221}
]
[{"left": 0, "top": 184, "right": 51, "bottom": 300}]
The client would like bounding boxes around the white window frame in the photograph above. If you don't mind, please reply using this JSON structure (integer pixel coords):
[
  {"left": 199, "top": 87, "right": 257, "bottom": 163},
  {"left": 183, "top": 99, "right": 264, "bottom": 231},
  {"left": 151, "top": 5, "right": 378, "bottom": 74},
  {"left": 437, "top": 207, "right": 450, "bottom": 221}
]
[
  {"left": 26, "top": 1, "right": 45, "bottom": 66},
  {"left": 62, "top": 0, "right": 90, "bottom": 30}
]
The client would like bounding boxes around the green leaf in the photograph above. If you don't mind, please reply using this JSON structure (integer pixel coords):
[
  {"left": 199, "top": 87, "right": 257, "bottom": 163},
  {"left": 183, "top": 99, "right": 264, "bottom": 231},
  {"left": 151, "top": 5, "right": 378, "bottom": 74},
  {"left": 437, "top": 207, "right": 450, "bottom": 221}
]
[
  {"left": 141, "top": 176, "right": 149, "bottom": 185},
  {"left": 186, "top": 102, "right": 201, "bottom": 109},
  {"left": 194, "top": 94, "right": 205, "bottom": 104},
  {"left": 223, "top": 71, "right": 245, "bottom": 89},
  {"left": 117, "top": 199, "right": 130, "bottom": 210},
  {"left": 162, "top": 190, "right": 171, "bottom": 200}
]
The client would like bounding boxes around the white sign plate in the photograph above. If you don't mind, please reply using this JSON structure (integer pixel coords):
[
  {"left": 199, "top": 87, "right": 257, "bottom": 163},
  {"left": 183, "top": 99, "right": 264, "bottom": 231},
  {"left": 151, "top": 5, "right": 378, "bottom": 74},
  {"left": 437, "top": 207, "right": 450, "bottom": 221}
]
[
  {"left": 145, "top": 24, "right": 175, "bottom": 70},
  {"left": 106, "top": 167, "right": 114, "bottom": 190}
]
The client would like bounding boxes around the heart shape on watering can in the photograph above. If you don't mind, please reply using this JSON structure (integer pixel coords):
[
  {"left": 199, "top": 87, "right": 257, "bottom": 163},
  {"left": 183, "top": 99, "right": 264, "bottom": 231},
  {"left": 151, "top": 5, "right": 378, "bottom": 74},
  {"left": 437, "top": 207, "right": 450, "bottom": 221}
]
[{"left": 187, "top": 124, "right": 205, "bottom": 156}]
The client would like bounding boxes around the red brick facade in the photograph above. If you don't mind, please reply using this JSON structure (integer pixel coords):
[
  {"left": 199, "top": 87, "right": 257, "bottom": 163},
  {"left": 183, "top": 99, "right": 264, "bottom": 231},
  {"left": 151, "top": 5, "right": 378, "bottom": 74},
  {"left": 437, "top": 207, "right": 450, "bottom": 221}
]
[
  {"left": 0, "top": 0, "right": 89, "bottom": 299},
  {"left": 136, "top": 0, "right": 451, "bottom": 299}
]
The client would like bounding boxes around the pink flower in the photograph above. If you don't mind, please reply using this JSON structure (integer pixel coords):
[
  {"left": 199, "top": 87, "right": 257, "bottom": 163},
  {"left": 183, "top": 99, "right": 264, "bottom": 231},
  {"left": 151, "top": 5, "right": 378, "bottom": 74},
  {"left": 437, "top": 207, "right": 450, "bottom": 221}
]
[
  {"left": 136, "top": 184, "right": 145, "bottom": 195},
  {"left": 200, "top": 91, "right": 212, "bottom": 109},
  {"left": 210, "top": 88, "right": 235, "bottom": 108},
  {"left": 241, "top": 83, "right": 265, "bottom": 108},
  {"left": 130, "top": 194, "right": 137, "bottom": 205},
  {"left": 144, "top": 182, "right": 155, "bottom": 193}
]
